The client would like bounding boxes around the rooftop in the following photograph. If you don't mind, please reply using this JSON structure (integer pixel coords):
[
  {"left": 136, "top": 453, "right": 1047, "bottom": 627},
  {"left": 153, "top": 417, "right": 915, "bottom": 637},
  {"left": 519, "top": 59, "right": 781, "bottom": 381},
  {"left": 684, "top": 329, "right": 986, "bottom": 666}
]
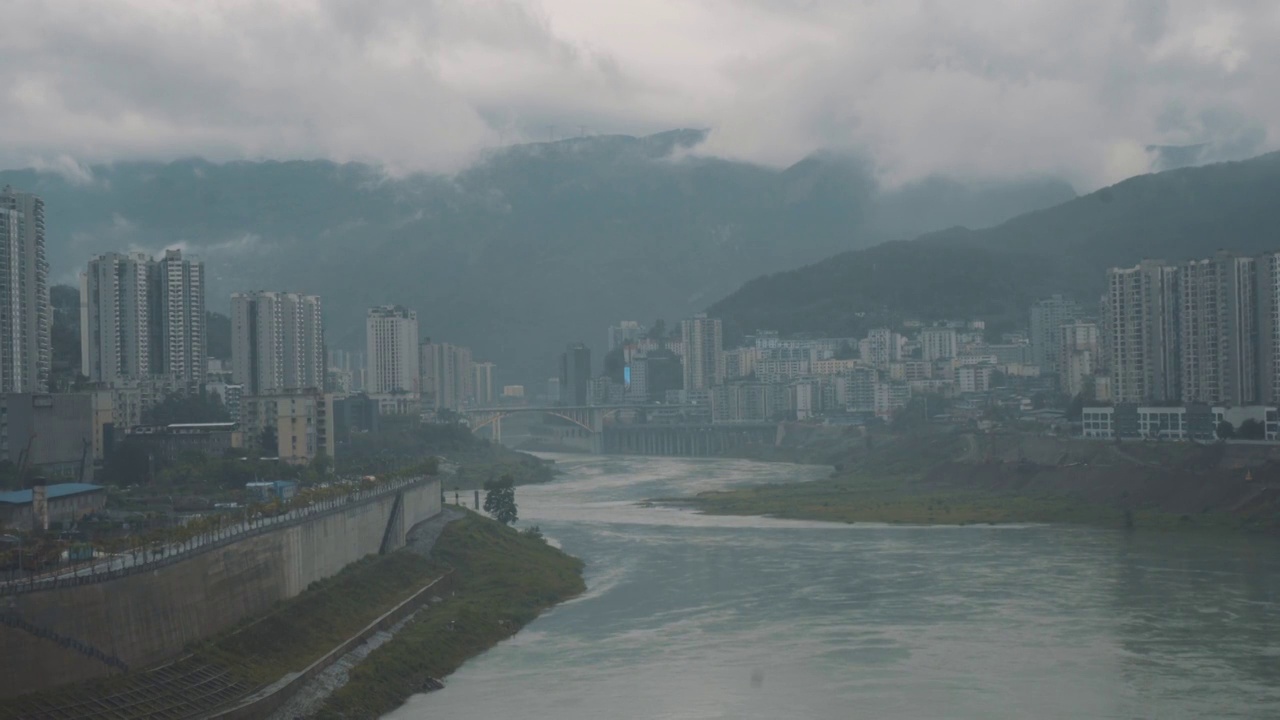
[{"left": 0, "top": 483, "right": 105, "bottom": 506}]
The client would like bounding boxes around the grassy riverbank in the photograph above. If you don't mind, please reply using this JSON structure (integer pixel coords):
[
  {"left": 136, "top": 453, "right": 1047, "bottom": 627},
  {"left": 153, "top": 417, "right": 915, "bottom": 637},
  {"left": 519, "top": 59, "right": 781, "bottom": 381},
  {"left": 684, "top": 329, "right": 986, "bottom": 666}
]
[
  {"left": 680, "top": 428, "right": 1277, "bottom": 533},
  {"left": 683, "top": 473, "right": 1244, "bottom": 531},
  {"left": 313, "top": 512, "right": 586, "bottom": 719},
  {"left": 197, "top": 552, "right": 445, "bottom": 686}
]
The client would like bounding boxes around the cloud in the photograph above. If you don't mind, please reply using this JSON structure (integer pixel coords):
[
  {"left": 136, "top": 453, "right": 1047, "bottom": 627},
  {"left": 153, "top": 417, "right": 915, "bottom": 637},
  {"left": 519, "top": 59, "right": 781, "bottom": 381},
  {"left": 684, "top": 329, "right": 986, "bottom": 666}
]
[
  {"left": 1, "top": 0, "right": 1278, "bottom": 189},
  {"left": 25, "top": 154, "right": 97, "bottom": 185}
]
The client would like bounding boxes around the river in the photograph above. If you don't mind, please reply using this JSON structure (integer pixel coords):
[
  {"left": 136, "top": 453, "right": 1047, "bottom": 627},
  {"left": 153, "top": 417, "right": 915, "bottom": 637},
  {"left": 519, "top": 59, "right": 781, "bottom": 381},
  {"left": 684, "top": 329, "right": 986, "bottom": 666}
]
[{"left": 387, "top": 454, "right": 1280, "bottom": 719}]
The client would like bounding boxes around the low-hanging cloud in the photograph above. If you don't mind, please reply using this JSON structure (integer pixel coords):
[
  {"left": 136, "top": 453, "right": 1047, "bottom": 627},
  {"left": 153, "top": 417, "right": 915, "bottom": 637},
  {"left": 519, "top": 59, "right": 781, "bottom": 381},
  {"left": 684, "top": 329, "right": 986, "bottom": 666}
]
[{"left": 1, "top": 0, "right": 1277, "bottom": 189}]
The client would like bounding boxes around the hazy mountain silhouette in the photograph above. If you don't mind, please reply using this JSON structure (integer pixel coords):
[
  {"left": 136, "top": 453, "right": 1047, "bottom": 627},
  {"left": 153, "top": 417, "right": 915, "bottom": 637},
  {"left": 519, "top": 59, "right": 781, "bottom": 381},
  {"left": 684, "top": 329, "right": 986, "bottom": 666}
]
[
  {"left": 710, "top": 151, "right": 1280, "bottom": 342},
  {"left": 3, "top": 130, "right": 1074, "bottom": 383}
]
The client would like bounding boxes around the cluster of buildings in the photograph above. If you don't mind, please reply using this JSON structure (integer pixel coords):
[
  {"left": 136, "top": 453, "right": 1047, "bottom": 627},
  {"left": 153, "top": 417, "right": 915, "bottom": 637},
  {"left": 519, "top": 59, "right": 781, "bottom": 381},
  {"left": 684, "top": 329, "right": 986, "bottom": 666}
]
[
  {"left": 551, "top": 314, "right": 1056, "bottom": 425},
  {"left": 1076, "top": 251, "right": 1280, "bottom": 440},
  {"left": 80, "top": 256, "right": 336, "bottom": 467},
  {"left": 330, "top": 304, "right": 498, "bottom": 417},
  {"left": 562, "top": 250, "right": 1280, "bottom": 443},
  {"left": 0, "top": 185, "right": 509, "bottom": 488}
]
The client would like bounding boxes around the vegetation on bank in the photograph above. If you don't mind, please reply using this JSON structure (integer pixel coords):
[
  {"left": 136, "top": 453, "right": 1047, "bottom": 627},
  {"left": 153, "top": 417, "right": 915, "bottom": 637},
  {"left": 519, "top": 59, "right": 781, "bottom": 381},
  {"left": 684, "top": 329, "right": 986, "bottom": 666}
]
[
  {"left": 314, "top": 512, "right": 585, "bottom": 719},
  {"left": 341, "top": 417, "right": 555, "bottom": 490},
  {"left": 683, "top": 474, "right": 1245, "bottom": 531},
  {"left": 196, "top": 552, "right": 444, "bottom": 686},
  {"left": 680, "top": 428, "right": 1276, "bottom": 533}
]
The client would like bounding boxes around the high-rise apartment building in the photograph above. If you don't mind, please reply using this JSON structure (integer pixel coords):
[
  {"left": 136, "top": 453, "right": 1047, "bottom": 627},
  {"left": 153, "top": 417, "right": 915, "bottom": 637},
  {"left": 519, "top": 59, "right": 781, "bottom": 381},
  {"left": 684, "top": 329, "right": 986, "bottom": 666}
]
[
  {"left": 1179, "top": 252, "right": 1256, "bottom": 405},
  {"left": 1030, "top": 295, "right": 1083, "bottom": 373},
  {"left": 560, "top": 343, "right": 591, "bottom": 405},
  {"left": 81, "top": 249, "right": 204, "bottom": 388},
  {"left": 919, "top": 327, "right": 958, "bottom": 362},
  {"left": 1106, "top": 262, "right": 1180, "bottom": 404},
  {"left": 82, "top": 252, "right": 152, "bottom": 384},
  {"left": 366, "top": 306, "right": 419, "bottom": 396},
  {"left": 0, "top": 186, "right": 50, "bottom": 393},
  {"left": 156, "top": 249, "right": 206, "bottom": 386},
  {"left": 472, "top": 361, "right": 496, "bottom": 406},
  {"left": 231, "top": 291, "right": 325, "bottom": 395},
  {"left": 1256, "top": 253, "right": 1280, "bottom": 404},
  {"left": 420, "top": 340, "right": 474, "bottom": 409},
  {"left": 680, "top": 314, "right": 723, "bottom": 391},
  {"left": 1058, "top": 321, "right": 1100, "bottom": 398}
]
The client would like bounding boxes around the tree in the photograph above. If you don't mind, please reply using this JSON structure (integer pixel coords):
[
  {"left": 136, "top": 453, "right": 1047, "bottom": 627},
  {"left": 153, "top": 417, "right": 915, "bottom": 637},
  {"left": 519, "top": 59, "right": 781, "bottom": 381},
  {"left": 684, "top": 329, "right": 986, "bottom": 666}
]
[
  {"left": 143, "top": 391, "right": 230, "bottom": 425},
  {"left": 100, "top": 441, "right": 153, "bottom": 486},
  {"left": 434, "top": 408, "right": 462, "bottom": 425},
  {"left": 483, "top": 474, "right": 518, "bottom": 525},
  {"left": 259, "top": 426, "right": 279, "bottom": 457},
  {"left": 1217, "top": 420, "right": 1236, "bottom": 440},
  {"left": 603, "top": 346, "right": 626, "bottom": 384},
  {"left": 306, "top": 452, "right": 332, "bottom": 481},
  {"left": 1238, "top": 418, "right": 1266, "bottom": 440},
  {"left": 206, "top": 311, "right": 232, "bottom": 360},
  {"left": 1065, "top": 393, "right": 1085, "bottom": 422}
]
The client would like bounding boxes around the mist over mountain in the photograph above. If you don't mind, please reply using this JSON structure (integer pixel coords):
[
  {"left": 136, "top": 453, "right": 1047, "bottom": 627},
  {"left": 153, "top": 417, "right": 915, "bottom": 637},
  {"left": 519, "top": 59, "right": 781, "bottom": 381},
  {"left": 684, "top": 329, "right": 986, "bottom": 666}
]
[
  {"left": 710, "top": 151, "right": 1280, "bottom": 341},
  {"left": 2, "top": 130, "right": 1073, "bottom": 384}
]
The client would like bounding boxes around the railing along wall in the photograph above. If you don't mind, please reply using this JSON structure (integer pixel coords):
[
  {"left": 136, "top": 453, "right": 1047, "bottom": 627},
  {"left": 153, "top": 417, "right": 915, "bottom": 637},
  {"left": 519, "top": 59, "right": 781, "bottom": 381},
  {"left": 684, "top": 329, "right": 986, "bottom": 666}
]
[{"left": 1, "top": 476, "right": 435, "bottom": 598}]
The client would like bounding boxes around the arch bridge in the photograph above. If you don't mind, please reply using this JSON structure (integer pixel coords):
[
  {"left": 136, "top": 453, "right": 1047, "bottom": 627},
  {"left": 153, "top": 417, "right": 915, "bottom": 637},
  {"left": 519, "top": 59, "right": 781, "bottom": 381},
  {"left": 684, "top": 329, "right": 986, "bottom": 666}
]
[{"left": 460, "top": 405, "right": 692, "bottom": 453}]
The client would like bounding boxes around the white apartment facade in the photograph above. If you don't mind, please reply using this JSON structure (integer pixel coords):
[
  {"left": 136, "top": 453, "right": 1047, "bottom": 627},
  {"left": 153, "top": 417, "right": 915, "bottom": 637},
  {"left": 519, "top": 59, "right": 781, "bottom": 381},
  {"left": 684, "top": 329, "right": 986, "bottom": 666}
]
[
  {"left": 82, "top": 249, "right": 205, "bottom": 389},
  {"left": 0, "top": 186, "right": 50, "bottom": 393},
  {"left": 231, "top": 291, "right": 325, "bottom": 396},
  {"left": 919, "top": 327, "right": 958, "bottom": 362},
  {"left": 366, "top": 305, "right": 419, "bottom": 396},
  {"left": 1106, "top": 261, "right": 1180, "bottom": 404}
]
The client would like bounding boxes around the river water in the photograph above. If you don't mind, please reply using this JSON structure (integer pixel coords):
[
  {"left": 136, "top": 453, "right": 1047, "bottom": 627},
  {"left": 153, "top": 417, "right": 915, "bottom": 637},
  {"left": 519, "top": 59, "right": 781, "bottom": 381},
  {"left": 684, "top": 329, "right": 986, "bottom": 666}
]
[{"left": 387, "top": 454, "right": 1280, "bottom": 720}]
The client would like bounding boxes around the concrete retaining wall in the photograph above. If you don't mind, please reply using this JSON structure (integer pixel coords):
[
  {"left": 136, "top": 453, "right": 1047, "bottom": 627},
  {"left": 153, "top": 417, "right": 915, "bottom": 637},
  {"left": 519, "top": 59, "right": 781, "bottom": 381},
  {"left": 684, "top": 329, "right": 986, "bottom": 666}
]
[{"left": 0, "top": 478, "right": 441, "bottom": 698}]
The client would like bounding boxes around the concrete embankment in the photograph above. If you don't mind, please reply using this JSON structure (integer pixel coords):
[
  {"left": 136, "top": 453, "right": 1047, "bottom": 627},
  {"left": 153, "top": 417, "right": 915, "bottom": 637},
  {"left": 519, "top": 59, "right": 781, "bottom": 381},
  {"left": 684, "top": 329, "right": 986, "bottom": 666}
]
[
  {"left": 261, "top": 508, "right": 466, "bottom": 720},
  {"left": 0, "top": 478, "right": 442, "bottom": 698}
]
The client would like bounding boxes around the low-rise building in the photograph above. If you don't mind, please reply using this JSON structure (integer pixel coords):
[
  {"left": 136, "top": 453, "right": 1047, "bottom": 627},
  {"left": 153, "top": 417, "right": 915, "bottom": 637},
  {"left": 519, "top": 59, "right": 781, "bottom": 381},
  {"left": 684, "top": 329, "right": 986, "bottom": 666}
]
[
  {"left": 710, "top": 381, "right": 793, "bottom": 423},
  {"left": 204, "top": 382, "right": 244, "bottom": 421},
  {"left": 125, "top": 423, "right": 242, "bottom": 465},
  {"left": 109, "top": 376, "right": 186, "bottom": 429},
  {"left": 333, "top": 393, "right": 380, "bottom": 442},
  {"left": 369, "top": 392, "right": 420, "bottom": 417},
  {"left": 245, "top": 480, "right": 298, "bottom": 503},
  {"left": 958, "top": 364, "right": 997, "bottom": 394},
  {"left": 872, "top": 382, "right": 911, "bottom": 418},
  {"left": 242, "top": 389, "right": 335, "bottom": 465},
  {"left": 1081, "top": 404, "right": 1277, "bottom": 441},
  {"left": 887, "top": 361, "right": 931, "bottom": 382},
  {"left": 0, "top": 483, "right": 107, "bottom": 531}
]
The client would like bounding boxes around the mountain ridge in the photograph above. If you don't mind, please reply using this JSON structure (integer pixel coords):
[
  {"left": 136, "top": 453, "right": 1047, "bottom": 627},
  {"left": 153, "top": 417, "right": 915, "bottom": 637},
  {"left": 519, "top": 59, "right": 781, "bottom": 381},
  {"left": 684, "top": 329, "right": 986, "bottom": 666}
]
[
  {"left": 708, "top": 150, "right": 1280, "bottom": 341},
  {"left": 2, "top": 130, "right": 1076, "bottom": 383}
]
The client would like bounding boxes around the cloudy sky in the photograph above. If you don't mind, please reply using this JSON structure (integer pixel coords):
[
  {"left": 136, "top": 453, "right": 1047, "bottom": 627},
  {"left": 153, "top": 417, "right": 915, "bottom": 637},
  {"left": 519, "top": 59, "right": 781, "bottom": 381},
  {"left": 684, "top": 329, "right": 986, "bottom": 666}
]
[{"left": 2, "top": 0, "right": 1276, "bottom": 189}]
